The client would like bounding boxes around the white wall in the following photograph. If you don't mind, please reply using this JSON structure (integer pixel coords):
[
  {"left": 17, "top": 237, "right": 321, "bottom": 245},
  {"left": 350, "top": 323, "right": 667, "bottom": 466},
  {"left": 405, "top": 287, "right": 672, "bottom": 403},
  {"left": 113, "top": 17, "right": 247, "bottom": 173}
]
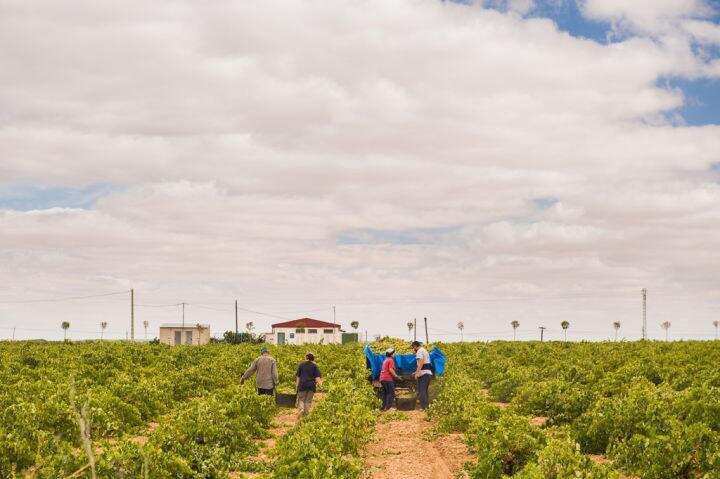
[
  {"left": 271, "top": 326, "right": 340, "bottom": 345},
  {"left": 159, "top": 327, "right": 211, "bottom": 346}
]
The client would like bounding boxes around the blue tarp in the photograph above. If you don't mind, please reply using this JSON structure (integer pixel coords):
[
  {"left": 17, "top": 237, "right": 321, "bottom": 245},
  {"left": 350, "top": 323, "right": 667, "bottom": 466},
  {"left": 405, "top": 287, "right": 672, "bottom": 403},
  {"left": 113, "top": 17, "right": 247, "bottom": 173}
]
[{"left": 364, "top": 344, "right": 446, "bottom": 380}]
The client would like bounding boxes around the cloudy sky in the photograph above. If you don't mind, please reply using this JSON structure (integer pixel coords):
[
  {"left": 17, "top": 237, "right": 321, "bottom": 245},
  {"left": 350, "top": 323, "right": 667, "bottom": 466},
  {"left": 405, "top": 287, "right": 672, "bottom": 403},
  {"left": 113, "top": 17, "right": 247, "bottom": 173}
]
[{"left": 1, "top": 0, "right": 719, "bottom": 342}]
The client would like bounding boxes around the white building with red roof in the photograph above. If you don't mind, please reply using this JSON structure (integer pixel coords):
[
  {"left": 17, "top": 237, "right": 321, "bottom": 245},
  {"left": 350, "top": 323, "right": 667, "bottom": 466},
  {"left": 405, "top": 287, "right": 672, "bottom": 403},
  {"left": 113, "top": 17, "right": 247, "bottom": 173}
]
[{"left": 265, "top": 317, "right": 342, "bottom": 345}]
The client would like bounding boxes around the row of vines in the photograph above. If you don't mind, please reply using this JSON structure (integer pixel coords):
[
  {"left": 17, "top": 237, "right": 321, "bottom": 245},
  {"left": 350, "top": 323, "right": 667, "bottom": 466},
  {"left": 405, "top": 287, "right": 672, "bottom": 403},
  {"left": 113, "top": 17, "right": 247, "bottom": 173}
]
[
  {"left": 0, "top": 341, "right": 374, "bottom": 478},
  {"left": 430, "top": 341, "right": 720, "bottom": 479}
]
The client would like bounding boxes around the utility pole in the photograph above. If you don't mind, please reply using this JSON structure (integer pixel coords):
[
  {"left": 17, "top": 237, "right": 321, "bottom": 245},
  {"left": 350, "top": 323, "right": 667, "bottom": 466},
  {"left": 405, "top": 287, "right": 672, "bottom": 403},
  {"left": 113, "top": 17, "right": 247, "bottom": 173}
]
[
  {"left": 641, "top": 288, "right": 647, "bottom": 340},
  {"left": 424, "top": 317, "right": 429, "bottom": 345},
  {"left": 235, "top": 300, "right": 239, "bottom": 337},
  {"left": 413, "top": 318, "right": 417, "bottom": 341},
  {"left": 333, "top": 305, "right": 336, "bottom": 324},
  {"left": 12, "top": 326, "right": 16, "bottom": 341},
  {"left": 364, "top": 330, "right": 368, "bottom": 343},
  {"left": 180, "top": 302, "right": 188, "bottom": 330},
  {"left": 539, "top": 326, "right": 546, "bottom": 342},
  {"left": 130, "top": 289, "right": 135, "bottom": 341}
]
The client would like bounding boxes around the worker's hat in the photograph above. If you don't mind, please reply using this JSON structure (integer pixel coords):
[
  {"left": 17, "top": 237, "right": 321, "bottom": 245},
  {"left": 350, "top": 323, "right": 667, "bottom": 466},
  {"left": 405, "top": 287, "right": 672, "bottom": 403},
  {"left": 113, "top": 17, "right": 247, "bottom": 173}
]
[{"left": 385, "top": 348, "right": 395, "bottom": 354}]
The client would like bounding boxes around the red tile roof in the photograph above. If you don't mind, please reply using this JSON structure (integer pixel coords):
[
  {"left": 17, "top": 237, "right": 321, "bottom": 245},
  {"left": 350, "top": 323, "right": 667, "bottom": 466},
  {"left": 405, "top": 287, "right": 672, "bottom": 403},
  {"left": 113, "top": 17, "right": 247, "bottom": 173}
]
[{"left": 271, "top": 318, "right": 341, "bottom": 329}]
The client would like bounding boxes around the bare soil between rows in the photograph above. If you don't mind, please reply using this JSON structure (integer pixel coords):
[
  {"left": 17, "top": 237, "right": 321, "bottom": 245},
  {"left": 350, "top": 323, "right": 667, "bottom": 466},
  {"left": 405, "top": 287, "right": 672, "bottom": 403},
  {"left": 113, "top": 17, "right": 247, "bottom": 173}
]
[{"left": 362, "top": 410, "right": 473, "bottom": 479}]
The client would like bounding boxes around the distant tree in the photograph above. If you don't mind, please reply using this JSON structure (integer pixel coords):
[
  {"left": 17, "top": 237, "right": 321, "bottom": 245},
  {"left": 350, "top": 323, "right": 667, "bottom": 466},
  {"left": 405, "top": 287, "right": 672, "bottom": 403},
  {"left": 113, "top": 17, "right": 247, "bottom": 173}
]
[
  {"left": 714, "top": 320, "right": 719, "bottom": 340},
  {"left": 613, "top": 321, "right": 621, "bottom": 341},
  {"left": 511, "top": 320, "right": 520, "bottom": 341},
  {"left": 223, "top": 330, "right": 254, "bottom": 344},
  {"left": 245, "top": 321, "right": 255, "bottom": 338},
  {"left": 661, "top": 321, "right": 671, "bottom": 341},
  {"left": 407, "top": 322, "right": 414, "bottom": 340},
  {"left": 143, "top": 320, "right": 149, "bottom": 340},
  {"left": 100, "top": 321, "right": 108, "bottom": 340},
  {"left": 561, "top": 321, "right": 570, "bottom": 342},
  {"left": 350, "top": 321, "right": 359, "bottom": 333},
  {"left": 61, "top": 321, "right": 70, "bottom": 341},
  {"left": 457, "top": 321, "right": 465, "bottom": 342}
]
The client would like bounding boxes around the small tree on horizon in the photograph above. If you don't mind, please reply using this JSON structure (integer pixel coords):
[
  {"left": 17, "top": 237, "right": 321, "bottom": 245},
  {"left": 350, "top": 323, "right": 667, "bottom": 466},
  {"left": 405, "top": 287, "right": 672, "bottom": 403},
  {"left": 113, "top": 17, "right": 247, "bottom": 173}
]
[
  {"left": 100, "top": 321, "right": 107, "bottom": 340},
  {"left": 61, "top": 321, "right": 70, "bottom": 341},
  {"left": 457, "top": 321, "right": 464, "bottom": 342},
  {"left": 613, "top": 321, "right": 621, "bottom": 341},
  {"left": 245, "top": 322, "right": 254, "bottom": 340},
  {"left": 407, "top": 321, "right": 414, "bottom": 340},
  {"left": 511, "top": 320, "right": 520, "bottom": 341},
  {"left": 714, "top": 320, "right": 719, "bottom": 340},
  {"left": 661, "top": 321, "right": 671, "bottom": 341},
  {"left": 350, "top": 321, "right": 359, "bottom": 335},
  {"left": 561, "top": 320, "right": 570, "bottom": 342},
  {"left": 143, "top": 320, "right": 149, "bottom": 340}
]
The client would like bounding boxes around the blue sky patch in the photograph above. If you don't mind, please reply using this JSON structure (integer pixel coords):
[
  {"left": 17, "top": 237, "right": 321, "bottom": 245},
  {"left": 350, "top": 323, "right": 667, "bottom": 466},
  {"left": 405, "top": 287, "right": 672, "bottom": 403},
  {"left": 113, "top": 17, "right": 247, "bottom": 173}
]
[
  {"left": 451, "top": 0, "right": 720, "bottom": 126},
  {"left": 533, "top": 196, "right": 560, "bottom": 210},
  {"left": 659, "top": 77, "right": 720, "bottom": 126},
  {"left": 337, "top": 226, "right": 460, "bottom": 245},
  {"left": 0, "top": 183, "right": 119, "bottom": 211},
  {"left": 473, "top": 0, "right": 614, "bottom": 43},
  {"left": 526, "top": 0, "right": 614, "bottom": 43}
]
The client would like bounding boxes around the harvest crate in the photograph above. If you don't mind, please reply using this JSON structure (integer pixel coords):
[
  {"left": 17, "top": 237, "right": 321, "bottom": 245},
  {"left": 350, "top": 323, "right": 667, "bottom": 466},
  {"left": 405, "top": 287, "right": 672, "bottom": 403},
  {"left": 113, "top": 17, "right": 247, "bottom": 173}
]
[
  {"left": 395, "top": 395, "right": 417, "bottom": 411},
  {"left": 275, "top": 392, "right": 297, "bottom": 408}
]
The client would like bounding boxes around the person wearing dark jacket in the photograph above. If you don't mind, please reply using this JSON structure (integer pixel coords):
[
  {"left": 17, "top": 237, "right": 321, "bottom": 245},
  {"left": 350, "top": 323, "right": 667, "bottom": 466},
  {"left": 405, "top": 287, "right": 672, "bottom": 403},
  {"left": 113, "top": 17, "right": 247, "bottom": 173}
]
[{"left": 296, "top": 352, "right": 322, "bottom": 416}]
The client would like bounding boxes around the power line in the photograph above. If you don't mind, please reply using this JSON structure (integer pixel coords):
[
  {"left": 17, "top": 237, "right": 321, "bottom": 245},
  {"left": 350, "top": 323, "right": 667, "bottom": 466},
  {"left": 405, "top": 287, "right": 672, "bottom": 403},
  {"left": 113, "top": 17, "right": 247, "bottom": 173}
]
[
  {"left": 193, "top": 304, "right": 233, "bottom": 313},
  {"left": 234, "top": 306, "right": 294, "bottom": 321},
  {"left": 0, "top": 290, "right": 129, "bottom": 304}
]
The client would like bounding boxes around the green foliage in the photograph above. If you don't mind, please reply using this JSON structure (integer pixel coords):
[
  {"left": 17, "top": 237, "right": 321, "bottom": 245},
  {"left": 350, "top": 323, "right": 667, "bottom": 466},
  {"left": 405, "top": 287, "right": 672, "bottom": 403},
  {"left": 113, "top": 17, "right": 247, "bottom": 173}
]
[
  {"left": 222, "top": 331, "right": 261, "bottom": 344},
  {"left": 610, "top": 421, "right": 720, "bottom": 479},
  {"left": 515, "top": 436, "right": 618, "bottom": 479},
  {"left": 0, "top": 341, "right": 368, "bottom": 478},
  {"left": 270, "top": 378, "right": 378, "bottom": 479},
  {"left": 467, "top": 409, "right": 545, "bottom": 477},
  {"left": 436, "top": 340, "right": 720, "bottom": 479}
]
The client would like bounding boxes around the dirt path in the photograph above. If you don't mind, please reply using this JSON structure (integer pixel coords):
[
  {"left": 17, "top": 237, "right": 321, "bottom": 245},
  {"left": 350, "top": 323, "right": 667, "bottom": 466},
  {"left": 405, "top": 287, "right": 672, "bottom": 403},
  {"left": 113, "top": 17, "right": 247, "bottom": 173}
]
[
  {"left": 257, "top": 409, "right": 299, "bottom": 455},
  {"left": 362, "top": 410, "right": 472, "bottom": 479},
  {"left": 231, "top": 393, "right": 328, "bottom": 478}
]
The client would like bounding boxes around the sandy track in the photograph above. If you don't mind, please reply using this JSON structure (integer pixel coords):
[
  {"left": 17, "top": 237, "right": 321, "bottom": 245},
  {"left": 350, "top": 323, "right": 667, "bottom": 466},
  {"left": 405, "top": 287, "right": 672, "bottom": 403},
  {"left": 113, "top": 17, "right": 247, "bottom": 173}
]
[{"left": 363, "top": 410, "right": 472, "bottom": 479}]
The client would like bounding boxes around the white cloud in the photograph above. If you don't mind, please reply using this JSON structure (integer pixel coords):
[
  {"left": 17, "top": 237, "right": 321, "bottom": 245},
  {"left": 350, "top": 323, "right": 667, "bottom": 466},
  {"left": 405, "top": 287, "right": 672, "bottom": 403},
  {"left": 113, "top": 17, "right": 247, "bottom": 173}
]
[
  {"left": 683, "top": 19, "right": 720, "bottom": 44},
  {"left": 582, "top": 0, "right": 715, "bottom": 34},
  {"left": 0, "top": 0, "right": 719, "bottom": 341}
]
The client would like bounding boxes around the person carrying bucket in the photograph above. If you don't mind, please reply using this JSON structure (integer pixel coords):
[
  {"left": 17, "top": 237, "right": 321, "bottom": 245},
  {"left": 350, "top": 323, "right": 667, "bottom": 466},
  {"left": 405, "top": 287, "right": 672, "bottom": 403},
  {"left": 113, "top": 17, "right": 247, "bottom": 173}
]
[
  {"left": 240, "top": 346, "right": 279, "bottom": 395},
  {"left": 296, "top": 352, "right": 322, "bottom": 416}
]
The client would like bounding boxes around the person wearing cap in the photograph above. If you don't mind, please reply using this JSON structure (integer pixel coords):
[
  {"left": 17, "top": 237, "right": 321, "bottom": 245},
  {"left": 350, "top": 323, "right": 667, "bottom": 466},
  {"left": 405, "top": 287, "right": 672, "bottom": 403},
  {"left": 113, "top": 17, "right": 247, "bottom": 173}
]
[
  {"left": 240, "top": 347, "right": 278, "bottom": 395},
  {"left": 296, "top": 352, "right": 322, "bottom": 417},
  {"left": 379, "top": 348, "right": 400, "bottom": 411},
  {"left": 412, "top": 340, "right": 433, "bottom": 409}
]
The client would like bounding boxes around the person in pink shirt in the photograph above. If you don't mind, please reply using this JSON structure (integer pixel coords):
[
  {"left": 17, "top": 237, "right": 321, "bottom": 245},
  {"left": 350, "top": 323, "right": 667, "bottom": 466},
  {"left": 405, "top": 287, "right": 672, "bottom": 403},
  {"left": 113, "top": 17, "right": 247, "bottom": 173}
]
[{"left": 379, "top": 348, "right": 400, "bottom": 411}]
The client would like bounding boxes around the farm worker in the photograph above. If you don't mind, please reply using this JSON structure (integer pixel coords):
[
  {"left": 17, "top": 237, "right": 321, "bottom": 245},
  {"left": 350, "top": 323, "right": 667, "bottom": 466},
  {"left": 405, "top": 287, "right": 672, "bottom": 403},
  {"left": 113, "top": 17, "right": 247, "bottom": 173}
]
[
  {"left": 412, "top": 340, "right": 433, "bottom": 409},
  {"left": 240, "top": 347, "right": 279, "bottom": 396},
  {"left": 379, "top": 348, "right": 400, "bottom": 411},
  {"left": 296, "top": 352, "right": 322, "bottom": 417}
]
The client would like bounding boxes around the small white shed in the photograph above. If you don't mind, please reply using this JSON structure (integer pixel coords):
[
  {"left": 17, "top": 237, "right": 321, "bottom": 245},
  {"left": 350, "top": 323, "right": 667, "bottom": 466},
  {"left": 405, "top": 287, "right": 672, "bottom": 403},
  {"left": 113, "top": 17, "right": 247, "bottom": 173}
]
[{"left": 159, "top": 323, "right": 211, "bottom": 346}]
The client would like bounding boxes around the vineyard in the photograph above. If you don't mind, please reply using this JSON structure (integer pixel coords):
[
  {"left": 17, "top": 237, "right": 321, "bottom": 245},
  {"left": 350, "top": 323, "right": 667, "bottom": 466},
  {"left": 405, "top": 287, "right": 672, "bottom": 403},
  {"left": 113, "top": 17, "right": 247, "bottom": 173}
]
[
  {"left": 0, "top": 342, "right": 375, "bottom": 478},
  {"left": 431, "top": 341, "right": 720, "bottom": 479},
  {"left": 2, "top": 340, "right": 720, "bottom": 478}
]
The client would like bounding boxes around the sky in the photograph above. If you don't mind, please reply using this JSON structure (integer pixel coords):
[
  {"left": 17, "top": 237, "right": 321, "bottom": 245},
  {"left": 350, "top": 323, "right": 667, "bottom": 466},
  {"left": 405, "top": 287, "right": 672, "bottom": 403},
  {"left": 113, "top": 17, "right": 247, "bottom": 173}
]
[{"left": 1, "top": 0, "right": 719, "bottom": 342}]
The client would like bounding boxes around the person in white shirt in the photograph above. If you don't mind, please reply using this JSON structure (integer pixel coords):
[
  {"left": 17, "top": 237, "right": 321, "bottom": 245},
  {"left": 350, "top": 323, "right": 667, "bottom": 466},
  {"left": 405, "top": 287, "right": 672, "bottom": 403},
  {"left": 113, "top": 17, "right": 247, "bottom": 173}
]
[{"left": 411, "top": 340, "right": 433, "bottom": 409}]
